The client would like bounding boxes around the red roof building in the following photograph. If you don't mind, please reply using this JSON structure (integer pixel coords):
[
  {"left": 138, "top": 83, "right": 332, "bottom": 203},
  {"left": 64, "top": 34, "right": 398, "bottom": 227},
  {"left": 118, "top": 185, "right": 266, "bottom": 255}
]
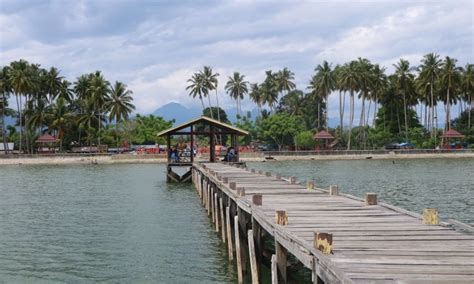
[
  {"left": 313, "top": 130, "right": 335, "bottom": 140},
  {"left": 441, "top": 129, "right": 464, "bottom": 138},
  {"left": 36, "top": 134, "right": 58, "bottom": 143}
]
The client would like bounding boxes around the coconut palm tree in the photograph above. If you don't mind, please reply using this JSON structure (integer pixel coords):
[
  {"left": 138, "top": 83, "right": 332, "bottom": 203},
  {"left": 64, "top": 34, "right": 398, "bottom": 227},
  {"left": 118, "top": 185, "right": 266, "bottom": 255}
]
[
  {"left": 308, "top": 61, "right": 335, "bottom": 130},
  {"left": 48, "top": 97, "right": 73, "bottom": 151},
  {"left": 275, "top": 67, "right": 296, "bottom": 95},
  {"left": 261, "top": 70, "right": 279, "bottom": 112},
  {"left": 88, "top": 71, "right": 111, "bottom": 145},
  {"left": 337, "top": 61, "right": 360, "bottom": 150},
  {"left": 45, "top": 67, "right": 64, "bottom": 103},
  {"left": 107, "top": 81, "right": 135, "bottom": 147},
  {"left": 225, "top": 72, "right": 249, "bottom": 118},
  {"left": 200, "top": 66, "right": 219, "bottom": 120},
  {"left": 370, "top": 64, "right": 387, "bottom": 126},
  {"left": 440, "top": 57, "right": 462, "bottom": 130},
  {"left": 418, "top": 53, "right": 441, "bottom": 138},
  {"left": 186, "top": 73, "right": 206, "bottom": 110},
  {"left": 461, "top": 64, "right": 474, "bottom": 130},
  {"left": 0, "top": 67, "right": 12, "bottom": 153},
  {"left": 393, "top": 59, "right": 416, "bottom": 141},
  {"left": 8, "top": 59, "right": 33, "bottom": 153},
  {"left": 249, "top": 83, "right": 263, "bottom": 117}
]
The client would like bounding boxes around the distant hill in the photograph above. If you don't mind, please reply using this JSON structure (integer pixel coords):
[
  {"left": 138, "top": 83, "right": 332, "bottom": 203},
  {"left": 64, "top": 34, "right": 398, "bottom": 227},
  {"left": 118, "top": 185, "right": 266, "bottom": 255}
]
[{"left": 151, "top": 102, "right": 260, "bottom": 125}]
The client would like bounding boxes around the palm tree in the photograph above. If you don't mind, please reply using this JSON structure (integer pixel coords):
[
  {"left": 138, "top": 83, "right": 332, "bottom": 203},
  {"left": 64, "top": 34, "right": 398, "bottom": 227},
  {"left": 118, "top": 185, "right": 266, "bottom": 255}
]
[
  {"left": 461, "top": 64, "right": 474, "bottom": 130},
  {"left": 88, "top": 71, "right": 110, "bottom": 145},
  {"left": 48, "top": 97, "right": 73, "bottom": 151},
  {"left": 418, "top": 53, "right": 441, "bottom": 139},
  {"left": 200, "top": 66, "right": 219, "bottom": 120},
  {"left": 186, "top": 73, "right": 206, "bottom": 110},
  {"left": 370, "top": 64, "right": 387, "bottom": 126},
  {"left": 308, "top": 61, "right": 335, "bottom": 130},
  {"left": 333, "top": 65, "right": 346, "bottom": 136},
  {"left": 393, "top": 59, "right": 416, "bottom": 141},
  {"left": 440, "top": 56, "right": 462, "bottom": 130},
  {"left": 45, "top": 67, "right": 64, "bottom": 102},
  {"left": 8, "top": 59, "right": 33, "bottom": 153},
  {"left": 337, "top": 61, "right": 360, "bottom": 150},
  {"left": 261, "top": 70, "right": 279, "bottom": 112},
  {"left": 275, "top": 67, "right": 296, "bottom": 95},
  {"left": 249, "top": 83, "right": 263, "bottom": 117},
  {"left": 0, "top": 67, "right": 12, "bottom": 153},
  {"left": 106, "top": 81, "right": 135, "bottom": 147},
  {"left": 225, "top": 72, "right": 249, "bottom": 118}
]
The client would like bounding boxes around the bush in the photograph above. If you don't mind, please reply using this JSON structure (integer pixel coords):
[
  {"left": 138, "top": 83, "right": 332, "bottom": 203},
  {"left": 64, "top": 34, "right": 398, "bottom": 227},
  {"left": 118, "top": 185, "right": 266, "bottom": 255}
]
[{"left": 295, "top": 131, "right": 316, "bottom": 150}]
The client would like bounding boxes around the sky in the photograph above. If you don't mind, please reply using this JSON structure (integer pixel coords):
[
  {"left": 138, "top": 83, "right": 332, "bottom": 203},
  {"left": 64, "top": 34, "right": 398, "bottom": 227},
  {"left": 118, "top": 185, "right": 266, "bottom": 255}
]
[{"left": 0, "top": 0, "right": 473, "bottom": 121}]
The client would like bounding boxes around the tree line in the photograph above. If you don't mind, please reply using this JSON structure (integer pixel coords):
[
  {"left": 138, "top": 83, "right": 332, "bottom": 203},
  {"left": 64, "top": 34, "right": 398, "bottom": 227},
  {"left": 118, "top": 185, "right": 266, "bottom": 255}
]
[
  {"left": 0, "top": 59, "right": 136, "bottom": 153},
  {"left": 188, "top": 54, "right": 473, "bottom": 150}
]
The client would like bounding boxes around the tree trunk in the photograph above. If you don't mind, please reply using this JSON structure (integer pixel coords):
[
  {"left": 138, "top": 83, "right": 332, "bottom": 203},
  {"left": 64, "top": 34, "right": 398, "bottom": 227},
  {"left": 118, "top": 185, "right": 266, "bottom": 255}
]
[
  {"left": 18, "top": 94, "right": 22, "bottom": 154},
  {"left": 403, "top": 93, "right": 408, "bottom": 142},
  {"left": 215, "top": 90, "right": 221, "bottom": 122},
  {"left": 325, "top": 96, "right": 329, "bottom": 130},
  {"left": 347, "top": 91, "right": 354, "bottom": 150},
  {"left": 469, "top": 95, "right": 472, "bottom": 130},
  {"left": 430, "top": 83, "right": 435, "bottom": 137},
  {"left": 366, "top": 100, "right": 372, "bottom": 127},
  {"left": 317, "top": 101, "right": 320, "bottom": 130},
  {"left": 339, "top": 92, "right": 343, "bottom": 136},
  {"left": 1, "top": 93, "right": 8, "bottom": 154},
  {"left": 446, "top": 88, "right": 451, "bottom": 130},
  {"left": 372, "top": 94, "right": 377, "bottom": 126},
  {"left": 207, "top": 95, "right": 214, "bottom": 119}
]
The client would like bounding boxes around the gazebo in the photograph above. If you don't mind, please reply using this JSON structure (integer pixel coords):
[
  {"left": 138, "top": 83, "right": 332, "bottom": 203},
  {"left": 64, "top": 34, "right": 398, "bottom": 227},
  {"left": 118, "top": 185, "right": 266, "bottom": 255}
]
[
  {"left": 441, "top": 129, "right": 464, "bottom": 148},
  {"left": 313, "top": 130, "right": 335, "bottom": 150},
  {"left": 157, "top": 116, "right": 248, "bottom": 182},
  {"left": 36, "top": 134, "right": 59, "bottom": 153}
]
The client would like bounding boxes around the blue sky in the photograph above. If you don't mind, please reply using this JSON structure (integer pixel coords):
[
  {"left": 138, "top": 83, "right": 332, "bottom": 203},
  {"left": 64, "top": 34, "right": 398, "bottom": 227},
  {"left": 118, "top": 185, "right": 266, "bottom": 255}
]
[{"left": 0, "top": 0, "right": 472, "bottom": 120}]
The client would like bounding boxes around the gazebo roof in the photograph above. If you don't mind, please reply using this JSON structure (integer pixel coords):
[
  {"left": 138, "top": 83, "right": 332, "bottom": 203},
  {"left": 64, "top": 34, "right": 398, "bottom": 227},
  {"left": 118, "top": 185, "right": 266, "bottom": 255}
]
[
  {"left": 441, "top": 129, "right": 464, "bottom": 138},
  {"left": 157, "top": 116, "right": 249, "bottom": 137},
  {"left": 36, "top": 134, "right": 58, "bottom": 143},
  {"left": 313, "top": 130, "right": 334, "bottom": 140}
]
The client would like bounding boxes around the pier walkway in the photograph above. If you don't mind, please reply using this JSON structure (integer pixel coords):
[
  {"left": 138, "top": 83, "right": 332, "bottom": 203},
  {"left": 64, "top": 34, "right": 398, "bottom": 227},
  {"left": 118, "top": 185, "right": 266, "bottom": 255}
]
[{"left": 192, "top": 162, "right": 474, "bottom": 283}]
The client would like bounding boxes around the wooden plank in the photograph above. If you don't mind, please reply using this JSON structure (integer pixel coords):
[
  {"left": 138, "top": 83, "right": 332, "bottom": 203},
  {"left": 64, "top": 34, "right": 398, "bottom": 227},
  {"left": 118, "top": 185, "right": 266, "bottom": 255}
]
[
  {"left": 275, "top": 240, "right": 287, "bottom": 284},
  {"left": 220, "top": 197, "right": 226, "bottom": 243}
]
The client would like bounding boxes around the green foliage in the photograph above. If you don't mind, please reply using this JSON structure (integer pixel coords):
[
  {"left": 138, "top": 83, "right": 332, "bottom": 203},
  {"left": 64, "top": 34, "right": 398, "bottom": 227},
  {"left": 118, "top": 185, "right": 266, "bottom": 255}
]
[
  {"left": 257, "top": 112, "right": 304, "bottom": 150},
  {"left": 129, "top": 114, "right": 174, "bottom": 145},
  {"left": 234, "top": 115, "right": 256, "bottom": 145},
  {"left": 295, "top": 131, "right": 316, "bottom": 150}
]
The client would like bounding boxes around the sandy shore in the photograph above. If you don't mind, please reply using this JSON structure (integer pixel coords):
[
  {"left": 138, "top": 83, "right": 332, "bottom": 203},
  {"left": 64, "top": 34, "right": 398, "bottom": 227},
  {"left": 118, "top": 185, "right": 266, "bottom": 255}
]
[{"left": 0, "top": 152, "right": 473, "bottom": 166}]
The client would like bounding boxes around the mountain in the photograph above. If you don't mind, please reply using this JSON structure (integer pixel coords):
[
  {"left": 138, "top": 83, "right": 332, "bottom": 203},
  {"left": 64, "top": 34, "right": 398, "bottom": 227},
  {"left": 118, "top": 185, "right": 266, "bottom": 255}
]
[
  {"left": 151, "top": 102, "right": 260, "bottom": 125},
  {"left": 152, "top": 102, "right": 201, "bottom": 125}
]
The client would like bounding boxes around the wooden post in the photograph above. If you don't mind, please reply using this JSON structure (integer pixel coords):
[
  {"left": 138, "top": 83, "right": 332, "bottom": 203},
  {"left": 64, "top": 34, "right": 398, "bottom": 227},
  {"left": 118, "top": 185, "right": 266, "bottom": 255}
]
[
  {"left": 210, "top": 186, "right": 214, "bottom": 218},
  {"left": 251, "top": 168, "right": 256, "bottom": 173},
  {"left": 234, "top": 215, "right": 243, "bottom": 283},
  {"left": 423, "top": 208, "right": 439, "bottom": 225},
  {"left": 220, "top": 197, "right": 226, "bottom": 242},
  {"left": 248, "top": 230, "right": 259, "bottom": 284},
  {"left": 314, "top": 232, "right": 333, "bottom": 255},
  {"left": 190, "top": 125, "right": 194, "bottom": 163},
  {"left": 271, "top": 254, "right": 277, "bottom": 284},
  {"left": 275, "top": 241, "right": 287, "bottom": 283},
  {"left": 266, "top": 172, "right": 272, "bottom": 177},
  {"left": 166, "top": 134, "right": 171, "bottom": 163},
  {"left": 223, "top": 177, "right": 229, "bottom": 183},
  {"left": 289, "top": 176, "right": 296, "bottom": 184},
  {"left": 237, "top": 187, "right": 246, "bottom": 197},
  {"left": 275, "top": 210, "right": 288, "bottom": 225},
  {"left": 275, "top": 174, "right": 281, "bottom": 180},
  {"left": 215, "top": 193, "right": 219, "bottom": 232},
  {"left": 258, "top": 170, "right": 263, "bottom": 175},
  {"left": 329, "top": 185, "right": 339, "bottom": 196},
  {"left": 252, "top": 194, "right": 262, "bottom": 205},
  {"left": 226, "top": 207, "right": 234, "bottom": 261},
  {"left": 252, "top": 218, "right": 262, "bottom": 281},
  {"left": 307, "top": 180, "right": 315, "bottom": 190},
  {"left": 229, "top": 182, "right": 236, "bottom": 190},
  {"left": 365, "top": 193, "right": 378, "bottom": 205}
]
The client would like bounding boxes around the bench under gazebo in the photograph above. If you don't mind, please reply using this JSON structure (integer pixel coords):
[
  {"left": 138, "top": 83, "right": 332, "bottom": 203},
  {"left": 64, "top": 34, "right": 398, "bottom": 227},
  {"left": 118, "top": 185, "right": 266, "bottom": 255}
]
[{"left": 157, "top": 116, "right": 248, "bottom": 182}]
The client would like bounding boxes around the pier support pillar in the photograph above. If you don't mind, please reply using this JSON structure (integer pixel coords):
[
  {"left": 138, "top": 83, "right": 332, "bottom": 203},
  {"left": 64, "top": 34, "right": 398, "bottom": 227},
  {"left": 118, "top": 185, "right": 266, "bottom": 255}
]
[
  {"left": 275, "top": 240, "right": 287, "bottom": 284},
  {"left": 252, "top": 217, "right": 263, "bottom": 280}
]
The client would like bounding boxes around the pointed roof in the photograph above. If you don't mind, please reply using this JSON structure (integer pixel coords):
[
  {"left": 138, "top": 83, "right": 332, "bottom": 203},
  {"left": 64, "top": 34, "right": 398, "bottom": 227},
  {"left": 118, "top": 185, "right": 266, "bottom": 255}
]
[
  {"left": 441, "top": 129, "right": 464, "bottom": 138},
  {"left": 313, "top": 130, "right": 334, "bottom": 140},
  {"left": 36, "top": 134, "right": 58, "bottom": 143},
  {"left": 157, "top": 116, "right": 249, "bottom": 136}
]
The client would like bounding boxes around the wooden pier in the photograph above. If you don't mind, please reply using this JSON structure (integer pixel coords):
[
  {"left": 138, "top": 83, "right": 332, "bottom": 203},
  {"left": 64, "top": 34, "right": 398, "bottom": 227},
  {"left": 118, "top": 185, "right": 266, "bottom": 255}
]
[{"left": 192, "top": 162, "right": 474, "bottom": 283}]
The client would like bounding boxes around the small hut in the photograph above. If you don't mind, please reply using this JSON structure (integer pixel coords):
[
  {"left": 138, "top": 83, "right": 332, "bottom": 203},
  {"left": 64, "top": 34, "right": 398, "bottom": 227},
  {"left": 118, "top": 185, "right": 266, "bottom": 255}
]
[
  {"left": 441, "top": 129, "right": 464, "bottom": 149},
  {"left": 157, "top": 116, "right": 248, "bottom": 182},
  {"left": 36, "top": 134, "right": 59, "bottom": 153},
  {"left": 313, "top": 130, "right": 334, "bottom": 150}
]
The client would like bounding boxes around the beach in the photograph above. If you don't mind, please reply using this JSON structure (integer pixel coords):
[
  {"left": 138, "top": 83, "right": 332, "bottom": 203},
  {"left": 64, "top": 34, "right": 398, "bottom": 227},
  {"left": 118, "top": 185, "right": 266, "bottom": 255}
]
[{"left": 1, "top": 151, "right": 473, "bottom": 166}]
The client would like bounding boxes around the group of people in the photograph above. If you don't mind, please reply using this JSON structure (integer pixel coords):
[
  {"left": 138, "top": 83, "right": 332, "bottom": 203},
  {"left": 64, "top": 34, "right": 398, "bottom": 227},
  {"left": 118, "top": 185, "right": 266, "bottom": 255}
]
[{"left": 168, "top": 145, "right": 237, "bottom": 162}]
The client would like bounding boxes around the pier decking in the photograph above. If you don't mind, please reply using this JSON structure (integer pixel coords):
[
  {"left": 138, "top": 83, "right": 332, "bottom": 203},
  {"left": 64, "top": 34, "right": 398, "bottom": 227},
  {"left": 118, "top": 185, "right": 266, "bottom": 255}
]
[{"left": 192, "top": 162, "right": 474, "bottom": 283}]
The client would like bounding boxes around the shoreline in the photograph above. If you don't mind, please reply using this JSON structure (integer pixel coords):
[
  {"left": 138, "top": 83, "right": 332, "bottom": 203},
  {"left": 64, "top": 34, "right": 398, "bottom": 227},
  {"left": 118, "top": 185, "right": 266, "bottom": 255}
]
[{"left": 0, "top": 152, "right": 473, "bottom": 165}]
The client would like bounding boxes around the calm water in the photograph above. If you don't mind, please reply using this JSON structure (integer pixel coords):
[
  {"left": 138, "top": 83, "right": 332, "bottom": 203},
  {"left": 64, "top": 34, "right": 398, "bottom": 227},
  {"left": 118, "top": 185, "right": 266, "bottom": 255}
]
[
  {"left": 249, "top": 158, "right": 474, "bottom": 225},
  {"left": 0, "top": 164, "right": 236, "bottom": 283},
  {"left": 0, "top": 158, "right": 472, "bottom": 282}
]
